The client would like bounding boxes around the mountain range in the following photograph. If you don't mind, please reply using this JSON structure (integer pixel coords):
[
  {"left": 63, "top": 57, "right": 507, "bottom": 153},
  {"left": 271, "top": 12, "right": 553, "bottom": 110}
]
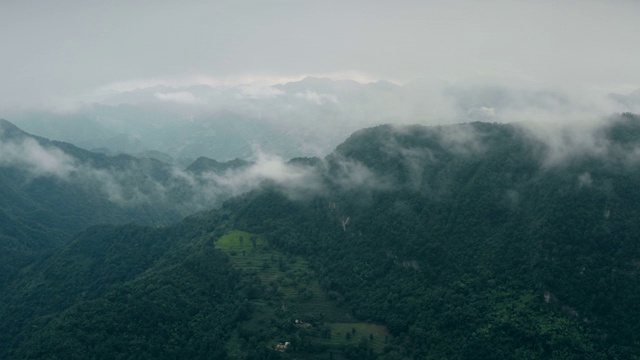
[
  {"left": 6, "top": 77, "right": 636, "bottom": 164},
  {"left": 2, "top": 114, "right": 640, "bottom": 358}
]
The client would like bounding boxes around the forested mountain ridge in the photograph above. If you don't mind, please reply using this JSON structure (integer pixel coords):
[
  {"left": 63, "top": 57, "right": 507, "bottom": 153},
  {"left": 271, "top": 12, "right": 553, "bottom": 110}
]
[
  {"left": 3, "top": 114, "right": 640, "bottom": 358},
  {"left": 0, "top": 119, "right": 169, "bottom": 289},
  {"left": 220, "top": 113, "right": 640, "bottom": 358},
  {"left": 0, "top": 219, "right": 249, "bottom": 359},
  {"left": 0, "top": 119, "right": 242, "bottom": 289},
  {"left": 186, "top": 156, "right": 251, "bottom": 175},
  {"left": 0, "top": 118, "right": 191, "bottom": 234}
]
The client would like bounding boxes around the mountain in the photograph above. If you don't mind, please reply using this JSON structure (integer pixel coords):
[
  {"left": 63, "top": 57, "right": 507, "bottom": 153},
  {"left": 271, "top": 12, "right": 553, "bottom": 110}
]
[
  {"left": 0, "top": 77, "right": 472, "bottom": 161},
  {"left": 186, "top": 157, "right": 251, "bottom": 175},
  {"left": 3, "top": 114, "right": 640, "bottom": 358},
  {"left": 0, "top": 119, "right": 260, "bottom": 290},
  {"left": 6, "top": 77, "right": 615, "bottom": 162},
  {"left": 0, "top": 118, "right": 200, "bottom": 229},
  {"left": 609, "top": 88, "right": 640, "bottom": 113},
  {"left": 212, "top": 113, "right": 640, "bottom": 358},
  {"left": 0, "top": 220, "right": 246, "bottom": 359}
]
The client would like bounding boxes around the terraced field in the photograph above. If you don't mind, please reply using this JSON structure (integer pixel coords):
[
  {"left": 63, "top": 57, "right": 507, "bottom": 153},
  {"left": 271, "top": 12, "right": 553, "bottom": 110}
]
[
  {"left": 215, "top": 230, "right": 389, "bottom": 355},
  {"left": 314, "top": 322, "right": 389, "bottom": 353},
  {"left": 216, "top": 230, "right": 313, "bottom": 301}
]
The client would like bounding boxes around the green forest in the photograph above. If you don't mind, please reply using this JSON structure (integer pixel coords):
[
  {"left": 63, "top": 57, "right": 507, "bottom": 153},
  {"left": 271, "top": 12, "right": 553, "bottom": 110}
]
[{"left": 2, "top": 115, "right": 640, "bottom": 358}]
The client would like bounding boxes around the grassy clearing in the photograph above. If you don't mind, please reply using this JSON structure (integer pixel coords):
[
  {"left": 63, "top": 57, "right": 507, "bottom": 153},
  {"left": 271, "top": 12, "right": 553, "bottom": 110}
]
[
  {"left": 216, "top": 230, "right": 266, "bottom": 251},
  {"left": 216, "top": 230, "right": 323, "bottom": 305},
  {"left": 318, "top": 322, "right": 389, "bottom": 352},
  {"left": 215, "top": 230, "right": 389, "bottom": 355},
  {"left": 295, "top": 280, "right": 353, "bottom": 322}
]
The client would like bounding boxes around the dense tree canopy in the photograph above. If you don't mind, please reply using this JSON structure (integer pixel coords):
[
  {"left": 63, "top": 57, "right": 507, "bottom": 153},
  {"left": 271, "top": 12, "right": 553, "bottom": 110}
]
[{"left": 3, "top": 114, "right": 640, "bottom": 358}]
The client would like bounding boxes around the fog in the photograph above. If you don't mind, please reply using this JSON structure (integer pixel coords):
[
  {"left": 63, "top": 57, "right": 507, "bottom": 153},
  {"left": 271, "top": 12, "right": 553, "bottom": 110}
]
[
  {"left": 1, "top": 0, "right": 640, "bottom": 110},
  {"left": 0, "top": 129, "right": 361, "bottom": 211},
  {"left": 5, "top": 75, "right": 638, "bottom": 165},
  {"left": 2, "top": 1, "right": 640, "bottom": 212}
]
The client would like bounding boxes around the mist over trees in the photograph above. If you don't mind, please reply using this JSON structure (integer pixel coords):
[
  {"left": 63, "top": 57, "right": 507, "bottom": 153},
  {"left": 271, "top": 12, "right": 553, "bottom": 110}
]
[
  {"left": 3, "top": 1, "right": 640, "bottom": 357},
  {"left": 2, "top": 114, "right": 640, "bottom": 358},
  {"left": 6, "top": 77, "right": 636, "bottom": 163}
]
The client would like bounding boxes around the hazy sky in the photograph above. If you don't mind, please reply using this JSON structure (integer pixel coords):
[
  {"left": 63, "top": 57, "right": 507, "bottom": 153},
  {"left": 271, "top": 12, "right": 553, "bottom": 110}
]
[{"left": 2, "top": 0, "right": 640, "bottom": 109}]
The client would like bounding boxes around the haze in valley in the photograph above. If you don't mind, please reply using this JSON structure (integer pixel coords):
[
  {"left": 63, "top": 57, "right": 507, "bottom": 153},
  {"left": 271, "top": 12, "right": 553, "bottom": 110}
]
[{"left": 1, "top": 0, "right": 640, "bottom": 162}]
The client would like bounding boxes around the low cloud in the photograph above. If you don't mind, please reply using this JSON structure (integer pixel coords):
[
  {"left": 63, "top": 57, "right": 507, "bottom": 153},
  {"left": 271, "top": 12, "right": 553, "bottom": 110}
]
[
  {"left": 13, "top": 75, "right": 637, "bottom": 164},
  {"left": 294, "top": 91, "right": 338, "bottom": 105},
  {"left": 467, "top": 106, "right": 496, "bottom": 119},
  {"left": 5, "top": 75, "right": 640, "bottom": 209},
  {"left": 0, "top": 135, "right": 379, "bottom": 213},
  {"left": 236, "top": 85, "right": 285, "bottom": 99},
  {"left": 5, "top": 109, "right": 639, "bottom": 223},
  {"left": 198, "top": 151, "right": 323, "bottom": 199},
  {"left": 329, "top": 155, "right": 391, "bottom": 192},
  {"left": 154, "top": 91, "right": 201, "bottom": 104},
  {"left": 0, "top": 137, "right": 162, "bottom": 206},
  {"left": 516, "top": 118, "right": 611, "bottom": 167},
  {"left": 0, "top": 138, "right": 76, "bottom": 178},
  {"left": 578, "top": 172, "right": 593, "bottom": 188}
]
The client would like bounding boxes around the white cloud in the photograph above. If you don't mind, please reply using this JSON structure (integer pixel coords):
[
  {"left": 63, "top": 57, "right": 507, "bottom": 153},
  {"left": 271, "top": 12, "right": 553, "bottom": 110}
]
[
  {"left": 467, "top": 106, "right": 496, "bottom": 118},
  {"left": 236, "top": 85, "right": 284, "bottom": 99},
  {"left": 199, "top": 150, "right": 324, "bottom": 199},
  {"left": 0, "top": 138, "right": 76, "bottom": 178},
  {"left": 294, "top": 91, "right": 338, "bottom": 105},
  {"left": 578, "top": 172, "right": 593, "bottom": 188},
  {"left": 154, "top": 91, "right": 201, "bottom": 104}
]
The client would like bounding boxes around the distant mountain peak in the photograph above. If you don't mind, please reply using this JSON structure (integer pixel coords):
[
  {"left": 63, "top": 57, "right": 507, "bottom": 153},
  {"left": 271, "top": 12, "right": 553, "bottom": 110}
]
[
  {"left": 186, "top": 156, "right": 251, "bottom": 174},
  {"left": 0, "top": 119, "right": 30, "bottom": 139}
]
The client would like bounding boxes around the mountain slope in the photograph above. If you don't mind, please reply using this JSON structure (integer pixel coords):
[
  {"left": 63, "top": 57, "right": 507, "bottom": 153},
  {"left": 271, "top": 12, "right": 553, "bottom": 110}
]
[
  {"left": 0, "top": 119, "right": 230, "bottom": 289},
  {"left": 0, "top": 218, "right": 248, "bottom": 359},
  {"left": 4, "top": 114, "right": 640, "bottom": 358},
  {"left": 219, "top": 114, "right": 640, "bottom": 358}
]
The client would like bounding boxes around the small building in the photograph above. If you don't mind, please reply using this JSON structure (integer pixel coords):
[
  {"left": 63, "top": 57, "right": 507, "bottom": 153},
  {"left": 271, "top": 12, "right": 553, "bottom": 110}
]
[
  {"left": 294, "top": 319, "right": 312, "bottom": 329},
  {"left": 275, "top": 342, "right": 290, "bottom": 352}
]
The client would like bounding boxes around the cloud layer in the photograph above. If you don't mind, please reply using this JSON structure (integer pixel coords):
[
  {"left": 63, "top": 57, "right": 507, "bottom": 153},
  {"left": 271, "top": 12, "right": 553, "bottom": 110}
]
[
  {"left": 1, "top": 1, "right": 640, "bottom": 110},
  {"left": 4, "top": 110, "right": 639, "bottom": 226}
]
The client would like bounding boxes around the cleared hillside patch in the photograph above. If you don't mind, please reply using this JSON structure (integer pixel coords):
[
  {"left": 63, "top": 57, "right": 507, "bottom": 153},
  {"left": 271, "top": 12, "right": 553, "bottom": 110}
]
[
  {"left": 315, "top": 322, "right": 390, "bottom": 353},
  {"left": 215, "top": 230, "right": 388, "bottom": 356}
]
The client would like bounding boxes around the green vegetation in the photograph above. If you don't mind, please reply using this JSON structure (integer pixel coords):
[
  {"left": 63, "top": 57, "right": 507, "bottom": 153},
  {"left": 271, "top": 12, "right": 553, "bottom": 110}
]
[
  {"left": 4, "top": 115, "right": 640, "bottom": 358},
  {"left": 316, "top": 323, "right": 389, "bottom": 352},
  {"left": 221, "top": 114, "right": 640, "bottom": 358},
  {"left": 215, "top": 230, "right": 387, "bottom": 357},
  {"left": 0, "top": 119, "right": 206, "bottom": 291},
  {"left": 0, "top": 221, "right": 249, "bottom": 359}
]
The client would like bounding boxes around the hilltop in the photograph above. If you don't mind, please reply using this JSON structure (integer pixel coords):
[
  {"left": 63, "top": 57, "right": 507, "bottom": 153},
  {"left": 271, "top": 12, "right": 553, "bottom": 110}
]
[{"left": 3, "top": 114, "right": 640, "bottom": 358}]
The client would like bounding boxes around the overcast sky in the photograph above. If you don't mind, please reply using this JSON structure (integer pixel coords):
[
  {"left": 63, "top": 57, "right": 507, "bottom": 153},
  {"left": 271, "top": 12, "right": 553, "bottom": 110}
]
[{"left": 1, "top": 0, "right": 640, "bottom": 110}]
